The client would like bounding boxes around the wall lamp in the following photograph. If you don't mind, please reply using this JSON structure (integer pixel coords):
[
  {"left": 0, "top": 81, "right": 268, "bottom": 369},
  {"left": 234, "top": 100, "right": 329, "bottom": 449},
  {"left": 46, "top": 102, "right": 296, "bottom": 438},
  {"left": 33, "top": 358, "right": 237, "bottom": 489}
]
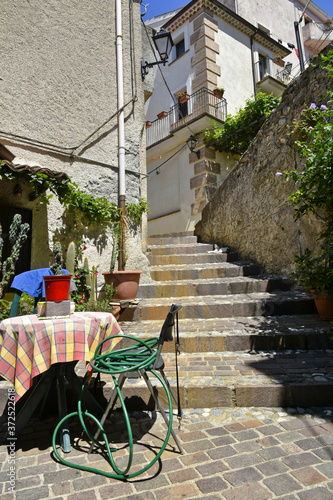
[
  {"left": 186, "top": 135, "right": 200, "bottom": 159},
  {"left": 142, "top": 28, "right": 174, "bottom": 80}
]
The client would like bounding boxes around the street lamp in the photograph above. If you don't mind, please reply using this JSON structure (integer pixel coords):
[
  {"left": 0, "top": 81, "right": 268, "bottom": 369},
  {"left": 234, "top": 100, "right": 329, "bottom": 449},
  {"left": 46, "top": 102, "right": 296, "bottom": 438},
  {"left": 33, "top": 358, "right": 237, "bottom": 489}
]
[
  {"left": 142, "top": 28, "right": 174, "bottom": 79},
  {"left": 186, "top": 135, "right": 200, "bottom": 159}
]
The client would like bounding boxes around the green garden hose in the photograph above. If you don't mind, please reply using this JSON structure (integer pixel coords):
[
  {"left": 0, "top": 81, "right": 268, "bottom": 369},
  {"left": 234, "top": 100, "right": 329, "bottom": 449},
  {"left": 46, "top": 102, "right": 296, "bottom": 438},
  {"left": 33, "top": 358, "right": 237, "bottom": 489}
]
[{"left": 52, "top": 335, "right": 174, "bottom": 480}]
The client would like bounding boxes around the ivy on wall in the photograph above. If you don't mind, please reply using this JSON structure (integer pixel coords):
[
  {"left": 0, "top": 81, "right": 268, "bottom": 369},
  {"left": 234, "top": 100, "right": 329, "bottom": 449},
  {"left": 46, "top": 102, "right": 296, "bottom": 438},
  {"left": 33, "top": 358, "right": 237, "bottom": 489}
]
[
  {"left": 0, "top": 161, "right": 148, "bottom": 226},
  {"left": 204, "top": 92, "right": 280, "bottom": 155}
]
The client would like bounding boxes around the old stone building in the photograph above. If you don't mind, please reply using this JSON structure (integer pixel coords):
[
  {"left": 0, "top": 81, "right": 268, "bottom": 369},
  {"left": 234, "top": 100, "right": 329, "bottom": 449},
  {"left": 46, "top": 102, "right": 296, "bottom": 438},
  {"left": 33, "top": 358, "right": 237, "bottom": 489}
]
[
  {"left": 143, "top": 0, "right": 332, "bottom": 235},
  {"left": 0, "top": 0, "right": 152, "bottom": 282}
]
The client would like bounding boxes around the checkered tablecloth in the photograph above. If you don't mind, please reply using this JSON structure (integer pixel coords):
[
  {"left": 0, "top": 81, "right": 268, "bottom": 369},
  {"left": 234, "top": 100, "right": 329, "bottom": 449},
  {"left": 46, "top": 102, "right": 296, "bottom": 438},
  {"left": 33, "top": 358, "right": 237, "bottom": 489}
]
[{"left": 0, "top": 311, "right": 123, "bottom": 401}]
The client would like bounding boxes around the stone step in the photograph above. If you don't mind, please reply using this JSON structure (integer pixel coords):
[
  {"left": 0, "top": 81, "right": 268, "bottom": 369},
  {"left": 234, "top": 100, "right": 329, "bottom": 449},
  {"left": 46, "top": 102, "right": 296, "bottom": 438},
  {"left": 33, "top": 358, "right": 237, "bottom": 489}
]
[
  {"left": 148, "top": 235, "right": 198, "bottom": 245},
  {"left": 148, "top": 243, "right": 215, "bottom": 256},
  {"left": 118, "top": 315, "right": 333, "bottom": 353},
  {"left": 148, "top": 251, "right": 238, "bottom": 266},
  {"left": 149, "top": 262, "right": 262, "bottom": 281},
  {"left": 120, "top": 291, "right": 317, "bottom": 321},
  {"left": 74, "top": 348, "right": 333, "bottom": 409},
  {"left": 137, "top": 276, "right": 291, "bottom": 299}
]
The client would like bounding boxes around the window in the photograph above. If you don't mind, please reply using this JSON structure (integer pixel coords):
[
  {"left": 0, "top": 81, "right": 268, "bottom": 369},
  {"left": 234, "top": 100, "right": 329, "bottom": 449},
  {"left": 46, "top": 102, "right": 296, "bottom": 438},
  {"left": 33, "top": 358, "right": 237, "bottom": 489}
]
[
  {"left": 258, "top": 53, "right": 269, "bottom": 80},
  {"left": 175, "top": 38, "right": 185, "bottom": 58},
  {"left": 178, "top": 99, "right": 188, "bottom": 120},
  {"left": 257, "top": 23, "right": 271, "bottom": 35}
]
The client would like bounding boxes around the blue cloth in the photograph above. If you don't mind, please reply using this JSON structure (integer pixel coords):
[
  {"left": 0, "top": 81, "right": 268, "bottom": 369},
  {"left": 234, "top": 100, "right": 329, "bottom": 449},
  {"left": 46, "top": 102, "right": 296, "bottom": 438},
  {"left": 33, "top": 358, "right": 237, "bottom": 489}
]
[{"left": 11, "top": 268, "right": 71, "bottom": 298}]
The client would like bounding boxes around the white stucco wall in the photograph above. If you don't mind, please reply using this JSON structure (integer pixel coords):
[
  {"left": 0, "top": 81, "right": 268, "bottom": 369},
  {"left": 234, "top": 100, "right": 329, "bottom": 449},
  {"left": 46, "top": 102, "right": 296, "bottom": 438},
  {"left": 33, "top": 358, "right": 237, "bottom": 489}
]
[{"left": 0, "top": 0, "right": 150, "bottom": 282}]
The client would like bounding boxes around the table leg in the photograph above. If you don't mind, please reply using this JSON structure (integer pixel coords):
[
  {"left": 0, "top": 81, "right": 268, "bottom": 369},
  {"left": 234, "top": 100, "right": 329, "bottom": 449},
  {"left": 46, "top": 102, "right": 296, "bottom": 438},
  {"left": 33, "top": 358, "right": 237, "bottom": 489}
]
[
  {"left": 1, "top": 366, "right": 56, "bottom": 444},
  {"left": 57, "top": 365, "right": 71, "bottom": 453}
]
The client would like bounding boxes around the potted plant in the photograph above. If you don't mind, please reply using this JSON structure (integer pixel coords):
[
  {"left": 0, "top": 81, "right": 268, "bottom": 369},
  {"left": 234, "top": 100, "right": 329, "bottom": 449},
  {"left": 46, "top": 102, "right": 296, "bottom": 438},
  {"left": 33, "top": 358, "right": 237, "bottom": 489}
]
[
  {"left": 177, "top": 92, "right": 190, "bottom": 104},
  {"left": 213, "top": 87, "right": 225, "bottom": 98},
  {"left": 273, "top": 54, "right": 285, "bottom": 67},
  {"left": 44, "top": 241, "right": 72, "bottom": 302},
  {"left": 102, "top": 199, "right": 148, "bottom": 300},
  {"left": 145, "top": 120, "right": 152, "bottom": 129},
  {"left": 291, "top": 244, "right": 333, "bottom": 320},
  {"left": 157, "top": 111, "right": 168, "bottom": 120},
  {"left": 279, "top": 52, "right": 333, "bottom": 319}
]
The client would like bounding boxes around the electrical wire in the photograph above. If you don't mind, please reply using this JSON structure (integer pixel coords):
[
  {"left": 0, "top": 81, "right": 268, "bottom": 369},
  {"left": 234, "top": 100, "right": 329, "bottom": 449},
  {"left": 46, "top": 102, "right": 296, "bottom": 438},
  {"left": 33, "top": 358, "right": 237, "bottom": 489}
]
[{"left": 148, "top": 144, "right": 187, "bottom": 176}]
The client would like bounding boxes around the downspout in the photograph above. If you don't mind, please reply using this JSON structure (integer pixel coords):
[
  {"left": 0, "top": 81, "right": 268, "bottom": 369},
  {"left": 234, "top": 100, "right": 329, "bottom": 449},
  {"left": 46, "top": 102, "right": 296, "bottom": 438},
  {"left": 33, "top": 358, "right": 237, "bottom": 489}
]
[
  {"left": 116, "top": 0, "right": 126, "bottom": 270},
  {"left": 294, "top": 21, "right": 305, "bottom": 72},
  {"left": 250, "top": 29, "right": 258, "bottom": 96}
]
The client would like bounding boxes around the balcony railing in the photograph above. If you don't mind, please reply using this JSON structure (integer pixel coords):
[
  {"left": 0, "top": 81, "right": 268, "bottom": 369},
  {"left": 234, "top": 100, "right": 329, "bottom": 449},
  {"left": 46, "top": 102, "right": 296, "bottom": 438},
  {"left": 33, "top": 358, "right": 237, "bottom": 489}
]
[
  {"left": 255, "top": 57, "right": 293, "bottom": 88},
  {"left": 146, "top": 88, "right": 227, "bottom": 148}
]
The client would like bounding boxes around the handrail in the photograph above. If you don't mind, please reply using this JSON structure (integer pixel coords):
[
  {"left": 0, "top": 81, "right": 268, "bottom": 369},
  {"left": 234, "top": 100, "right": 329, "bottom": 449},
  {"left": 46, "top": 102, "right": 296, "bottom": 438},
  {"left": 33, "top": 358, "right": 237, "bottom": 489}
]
[{"left": 146, "top": 88, "right": 227, "bottom": 148}]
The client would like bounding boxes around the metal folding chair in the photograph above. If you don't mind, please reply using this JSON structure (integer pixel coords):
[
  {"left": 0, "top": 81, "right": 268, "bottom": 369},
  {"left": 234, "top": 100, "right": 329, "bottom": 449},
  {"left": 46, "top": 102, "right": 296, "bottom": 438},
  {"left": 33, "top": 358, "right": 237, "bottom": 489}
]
[{"left": 52, "top": 303, "right": 184, "bottom": 479}]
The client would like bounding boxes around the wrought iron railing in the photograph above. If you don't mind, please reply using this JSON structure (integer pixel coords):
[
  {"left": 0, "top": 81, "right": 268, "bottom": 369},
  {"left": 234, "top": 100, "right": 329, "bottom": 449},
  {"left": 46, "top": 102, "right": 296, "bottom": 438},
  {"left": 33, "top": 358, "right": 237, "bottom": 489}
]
[{"left": 146, "top": 88, "right": 227, "bottom": 148}]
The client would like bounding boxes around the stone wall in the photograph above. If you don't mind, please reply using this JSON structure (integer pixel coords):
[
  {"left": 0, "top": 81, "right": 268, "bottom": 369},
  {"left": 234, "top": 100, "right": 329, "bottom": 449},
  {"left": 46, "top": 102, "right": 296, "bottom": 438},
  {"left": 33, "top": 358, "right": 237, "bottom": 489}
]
[{"left": 195, "top": 43, "right": 333, "bottom": 277}]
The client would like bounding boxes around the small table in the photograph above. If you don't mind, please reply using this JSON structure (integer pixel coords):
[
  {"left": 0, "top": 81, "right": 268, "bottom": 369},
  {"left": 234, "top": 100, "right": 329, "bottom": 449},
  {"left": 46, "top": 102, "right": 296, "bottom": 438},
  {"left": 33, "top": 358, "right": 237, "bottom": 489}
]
[{"left": 0, "top": 311, "right": 123, "bottom": 451}]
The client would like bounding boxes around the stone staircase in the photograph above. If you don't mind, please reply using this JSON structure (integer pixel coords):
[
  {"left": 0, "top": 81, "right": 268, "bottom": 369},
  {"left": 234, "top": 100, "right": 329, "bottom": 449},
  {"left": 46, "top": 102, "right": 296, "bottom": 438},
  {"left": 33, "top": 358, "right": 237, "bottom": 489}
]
[{"left": 113, "top": 231, "right": 333, "bottom": 409}]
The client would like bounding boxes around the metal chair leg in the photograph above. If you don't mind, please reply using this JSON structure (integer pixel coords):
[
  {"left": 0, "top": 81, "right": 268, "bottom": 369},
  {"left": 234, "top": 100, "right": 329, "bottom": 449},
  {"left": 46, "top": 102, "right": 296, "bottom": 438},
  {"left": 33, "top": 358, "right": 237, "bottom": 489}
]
[
  {"left": 141, "top": 370, "right": 184, "bottom": 454},
  {"left": 159, "top": 368, "right": 182, "bottom": 415},
  {"left": 89, "top": 373, "right": 126, "bottom": 453}
]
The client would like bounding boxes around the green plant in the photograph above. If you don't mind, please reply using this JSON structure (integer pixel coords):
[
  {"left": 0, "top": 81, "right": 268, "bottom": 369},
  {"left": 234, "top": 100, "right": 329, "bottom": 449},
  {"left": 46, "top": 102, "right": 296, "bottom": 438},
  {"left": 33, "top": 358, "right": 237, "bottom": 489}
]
[
  {"left": 205, "top": 92, "right": 280, "bottom": 155},
  {"left": 291, "top": 243, "right": 333, "bottom": 297},
  {"left": 0, "top": 214, "right": 30, "bottom": 299},
  {"left": 74, "top": 283, "right": 117, "bottom": 313},
  {"left": 50, "top": 241, "right": 64, "bottom": 275},
  {"left": 278, "top": 50, "right": 333, "bottom": 296},
  {"left": 66, "top": 241, "right": 76, "bottom": 275},
  {"left": 110, "top": 199, "right": 149, "bottom": 271}
]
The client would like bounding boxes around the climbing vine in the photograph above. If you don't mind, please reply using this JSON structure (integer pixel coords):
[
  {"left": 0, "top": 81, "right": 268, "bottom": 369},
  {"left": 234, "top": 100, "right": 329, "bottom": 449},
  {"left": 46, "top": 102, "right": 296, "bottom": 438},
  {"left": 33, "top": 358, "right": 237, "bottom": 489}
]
[
  {"left": 0, "top": 161, "right": 147, "bottom": 226},
  {"left": 204, "top": 92, "right": 280, "bottom": 155}
]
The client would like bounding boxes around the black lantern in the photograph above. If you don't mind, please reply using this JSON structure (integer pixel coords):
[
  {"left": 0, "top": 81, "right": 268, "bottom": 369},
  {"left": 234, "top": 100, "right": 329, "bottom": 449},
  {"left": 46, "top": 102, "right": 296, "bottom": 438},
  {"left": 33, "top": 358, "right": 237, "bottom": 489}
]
[
  {"left": 142, "top": 28, "right": 174, "bottom": 79},
  {"left": 186, "top": 135, "right": 200, "bottom": 158}
]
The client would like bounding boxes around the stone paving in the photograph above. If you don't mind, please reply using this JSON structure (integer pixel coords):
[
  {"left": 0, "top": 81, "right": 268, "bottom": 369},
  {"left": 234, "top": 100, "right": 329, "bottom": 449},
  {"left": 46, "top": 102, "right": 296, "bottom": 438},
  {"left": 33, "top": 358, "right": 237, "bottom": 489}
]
[{"left": 1, "top": 405, "right": 333, "bottom": 499}]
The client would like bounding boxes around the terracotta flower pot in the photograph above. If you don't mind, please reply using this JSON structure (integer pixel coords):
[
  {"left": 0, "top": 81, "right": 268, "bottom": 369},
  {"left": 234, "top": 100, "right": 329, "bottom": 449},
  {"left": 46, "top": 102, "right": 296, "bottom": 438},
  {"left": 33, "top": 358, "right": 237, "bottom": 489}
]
[
  {"left": 112, "top": 306, "right": 121, "bottom": 321},
  {"left": 312, "top": 292, "right": 333, "bottom": 320},
  {"left": 157, "top": 111, "right": 168, "bottom": 120},
  {"left": 102, "top": 271, "right": 142, "bottom": 300},
  {"left": 178, "top": 93, "right": 190, "bottom": 104},
  {"left": 146, "top": 121, "right": 152, "bottom": 128},
  {"left": 213, "top": 89, "right": 224, "bottom": 98},
  {"left": 43, "top": 274, "right": 71, "bottom": 302}
]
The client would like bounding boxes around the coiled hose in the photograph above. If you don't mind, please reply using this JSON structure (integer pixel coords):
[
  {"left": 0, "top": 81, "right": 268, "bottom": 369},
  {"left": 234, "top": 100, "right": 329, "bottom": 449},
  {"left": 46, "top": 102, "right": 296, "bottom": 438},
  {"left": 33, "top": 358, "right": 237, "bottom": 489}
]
[{"left": 52, "top": 335, "right": 174, "bottom": 480}]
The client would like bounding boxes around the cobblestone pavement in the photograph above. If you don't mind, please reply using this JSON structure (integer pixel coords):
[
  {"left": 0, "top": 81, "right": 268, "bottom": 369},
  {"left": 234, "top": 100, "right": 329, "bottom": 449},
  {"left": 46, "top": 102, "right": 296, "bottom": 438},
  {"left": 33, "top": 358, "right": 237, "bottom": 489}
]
[{"left": 1, "top": 406, "right": 333, "bottom": 500}]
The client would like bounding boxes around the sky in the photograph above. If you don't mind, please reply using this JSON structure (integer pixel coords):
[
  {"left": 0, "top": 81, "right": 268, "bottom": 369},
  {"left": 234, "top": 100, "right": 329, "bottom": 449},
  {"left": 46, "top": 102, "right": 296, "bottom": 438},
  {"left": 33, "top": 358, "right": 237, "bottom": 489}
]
[{"left": 141, "top": 0, "right": 333, "bottom": 20}]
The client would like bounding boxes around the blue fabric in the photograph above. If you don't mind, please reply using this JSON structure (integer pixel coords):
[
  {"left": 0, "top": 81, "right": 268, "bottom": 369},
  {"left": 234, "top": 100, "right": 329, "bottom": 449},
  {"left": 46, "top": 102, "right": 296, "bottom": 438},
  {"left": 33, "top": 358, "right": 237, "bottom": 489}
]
[{"left": 11, "top": 268, "right": 71, "bottom": 298}]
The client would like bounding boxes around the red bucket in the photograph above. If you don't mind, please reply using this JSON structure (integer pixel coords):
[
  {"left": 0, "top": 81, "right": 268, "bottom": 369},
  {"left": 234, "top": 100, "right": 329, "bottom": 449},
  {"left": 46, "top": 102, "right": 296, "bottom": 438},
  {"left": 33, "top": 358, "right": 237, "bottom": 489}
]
[{"left": 43, "top": 275, "right": 71, "bottom": 302}]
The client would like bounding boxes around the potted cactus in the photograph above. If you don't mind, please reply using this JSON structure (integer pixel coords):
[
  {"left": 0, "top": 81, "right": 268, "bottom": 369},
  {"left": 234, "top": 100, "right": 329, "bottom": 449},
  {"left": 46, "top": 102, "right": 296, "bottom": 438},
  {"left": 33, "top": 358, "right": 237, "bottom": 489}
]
[
  {"left": 43, "top": 241, "right": 72, "bottom": 302},
  {"left": 102, "top": 222, "right": 141, "bottom": 301}
]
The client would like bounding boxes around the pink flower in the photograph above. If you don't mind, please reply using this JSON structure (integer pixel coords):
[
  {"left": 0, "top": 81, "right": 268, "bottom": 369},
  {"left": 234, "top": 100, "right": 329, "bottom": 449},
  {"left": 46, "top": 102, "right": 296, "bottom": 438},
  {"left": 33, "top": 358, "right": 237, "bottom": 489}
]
[
  {"left": 94, "top": 271, "right": 98, "bottom": 275},
  {"left": 308, "top": 126, "right": 313, "bottom": 131},
  {"left": 83, "top": 245, "right": 87, "bottom": 250},
  {"left": 276, "top": 172, "right": 282, "bottom": 177}
]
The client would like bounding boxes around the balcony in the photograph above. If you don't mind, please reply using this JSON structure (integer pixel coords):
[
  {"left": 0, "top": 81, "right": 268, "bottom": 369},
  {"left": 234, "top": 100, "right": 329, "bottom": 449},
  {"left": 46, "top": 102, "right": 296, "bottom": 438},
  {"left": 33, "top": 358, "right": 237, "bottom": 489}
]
[
  {"left": 302, "top": 21, "right": 333, "bottom": 55},
  {"left": 255, "top": 57, "right": 293, "bottom": 97},
  {"left": 146, "top": 88, "right": 227, "bottom": 148}
]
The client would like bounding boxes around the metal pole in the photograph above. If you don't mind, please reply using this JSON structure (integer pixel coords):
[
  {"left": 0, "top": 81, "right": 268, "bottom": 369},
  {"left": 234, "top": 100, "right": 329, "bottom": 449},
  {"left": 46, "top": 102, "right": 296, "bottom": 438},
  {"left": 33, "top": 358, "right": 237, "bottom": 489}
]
[
  {"left": 116, "top": 0, "right": 126, "bottom": 270},
  {"left": 294, "top": 21, "right": 305, "bottom": 72}
]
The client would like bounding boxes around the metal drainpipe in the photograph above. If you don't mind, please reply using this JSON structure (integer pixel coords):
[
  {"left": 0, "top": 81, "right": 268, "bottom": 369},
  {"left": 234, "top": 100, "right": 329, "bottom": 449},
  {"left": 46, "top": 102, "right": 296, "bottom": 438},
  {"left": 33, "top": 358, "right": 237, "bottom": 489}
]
[
  {"left": 250, "top": 30, "right": 258, "bottom": 96},
  {"left": 116, "top": 0, "right": 126, "bottom": 270},
  {"left": 294, "top": 21, "right": 305, "bottom": 72}
]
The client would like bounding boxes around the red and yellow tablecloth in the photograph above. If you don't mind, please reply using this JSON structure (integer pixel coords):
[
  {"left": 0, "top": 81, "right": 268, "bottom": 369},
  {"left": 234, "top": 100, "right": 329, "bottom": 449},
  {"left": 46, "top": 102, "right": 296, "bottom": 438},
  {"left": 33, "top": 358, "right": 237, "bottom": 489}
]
[{"left": 0, "top": 311, "right": 123, "bottom": 401}]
